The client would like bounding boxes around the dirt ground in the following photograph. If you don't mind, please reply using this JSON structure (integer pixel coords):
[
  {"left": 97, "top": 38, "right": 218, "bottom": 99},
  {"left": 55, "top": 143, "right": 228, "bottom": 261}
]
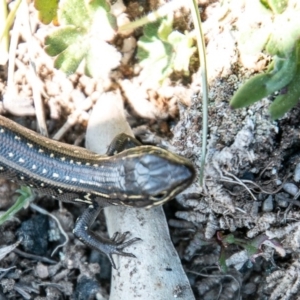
[{"left": 1, "top": 0, "right": 300, "bottom": 299}]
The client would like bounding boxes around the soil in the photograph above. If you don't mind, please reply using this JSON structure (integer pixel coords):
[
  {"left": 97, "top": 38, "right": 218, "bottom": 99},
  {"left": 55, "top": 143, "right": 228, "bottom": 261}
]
[{"left": 0, "top": 0, "right": 300, "bottom": 299}]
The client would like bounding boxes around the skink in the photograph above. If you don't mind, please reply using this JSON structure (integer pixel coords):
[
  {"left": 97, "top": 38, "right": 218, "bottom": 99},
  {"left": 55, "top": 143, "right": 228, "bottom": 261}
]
[{"left": 0, "top": 115, "right": 195, "bottom": 268}]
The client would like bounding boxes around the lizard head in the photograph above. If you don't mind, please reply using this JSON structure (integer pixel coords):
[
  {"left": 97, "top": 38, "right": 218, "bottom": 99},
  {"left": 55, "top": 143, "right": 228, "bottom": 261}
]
[{"left": 117, "top": 146, "right": 195, "bottom": 208}]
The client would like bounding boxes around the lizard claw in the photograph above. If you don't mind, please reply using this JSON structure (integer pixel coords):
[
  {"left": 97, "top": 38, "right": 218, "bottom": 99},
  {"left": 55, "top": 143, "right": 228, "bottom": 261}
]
[{"left": 106, "top": 232, "right": 142, "bottom": 269}]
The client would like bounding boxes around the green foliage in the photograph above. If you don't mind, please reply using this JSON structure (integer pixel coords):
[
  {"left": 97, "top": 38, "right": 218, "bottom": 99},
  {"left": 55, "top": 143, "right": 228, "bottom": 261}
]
[
  {"left": 218, "top": 232, "right": 285, "bottom": 272},
  {"left": 0, "top": 186, "right": 35, "bottom": 226},
  {"left": 37, "top": 0, "right": 197, "bottom": 82},
  {"left": 137, "top": 16, "right": 196, "bottom": 83},
  {"left": 44, "top": 0, "right": 120, "bottom": 77},
  {"left": 269, "top": 58, "right": 300, "bottom": 119},
  {"left": 230, "top": 1, "right": 300, "bottom": 119},
  {"left": 230, "top": 44, "right": 298, "bottom": 109},
  {"left": 260, "top": 0, "right": 288, "bottom": 14},
  {"left": 34, "top": 0, "right": 58, "bottom": 25}
]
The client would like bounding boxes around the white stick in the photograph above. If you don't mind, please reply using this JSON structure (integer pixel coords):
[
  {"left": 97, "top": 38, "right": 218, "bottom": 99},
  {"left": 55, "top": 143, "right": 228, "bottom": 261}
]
[{"left": 85, "top": 91, "right": 195, "bottom": 299}]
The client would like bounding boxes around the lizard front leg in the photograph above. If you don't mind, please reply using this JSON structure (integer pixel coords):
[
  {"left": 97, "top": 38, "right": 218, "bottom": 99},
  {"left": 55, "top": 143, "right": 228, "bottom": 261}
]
[{"left": 106, "top": 133, "right": 142, "bottom": 155}]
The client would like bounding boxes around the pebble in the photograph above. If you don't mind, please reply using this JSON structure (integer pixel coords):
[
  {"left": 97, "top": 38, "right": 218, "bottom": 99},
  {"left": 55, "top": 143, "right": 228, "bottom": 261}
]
[
  {"left": 283, "top": 182, "right": 299, "bottom": 196},
  {"left": 262, "top": 195, "right": 273, "bottom": 212},
  {"left": 294, "top": 163, "right": 300, "bottom": 182},
  {"left": 275, "top": 192, "right": 290, "bottom": 208}
]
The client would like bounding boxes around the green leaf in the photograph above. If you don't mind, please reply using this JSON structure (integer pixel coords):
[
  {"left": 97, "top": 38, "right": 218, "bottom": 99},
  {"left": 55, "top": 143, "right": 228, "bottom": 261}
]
[
  {"left": 168, "top": 31, "right": 196, "bottom": 75},
  {"left": 137, "top": 32, "right": 174, "bottom": 82},
  {"left": 265, "top": 46, "right": 298, "bottom": 91},
  {"left": 0, "top": 186, "right": 35, "bottom": 226},
  {"left": 230, "top": 73, "right": 272, "bottom": 108},
  {"left": 34, "top": 0, "right": 58, "bottom": 25},
  {"left": 88, "top": 0, "right": 117, "bottom": 32},
  {"left": 269, "top": 62, "right": 300, "bottom": 119},
  {"left": 45, "top": 26, "right": 83, "bottom": 56},
  {"left": 44, "top": 0, "right": 119, "bottom": 77},
  {"left": 158, "top": 15, "right": 173, "bottom": 42},
  {"left": 54, "top": 38, "right": 88, "bottom": 75},
  {"left": 222, "top": 233, "right": 236, "bottom": 244},
  {"left": 230, "top": 44, "right": 298, "bottom": 109},
  {"left": 89, "top": 0, "right": 111, "bottom": 13},
  {"left": 59, "top": 0, "right": 90, "bottom": 27},
  {"left": 219, "top": 247, "right": 228, "bottom": 273},
  {"left": 137, "top": 17, "right": 195, "bottom": 83},
  {"left": 261, "top": 0, "right": 288, "bottom": 14}
]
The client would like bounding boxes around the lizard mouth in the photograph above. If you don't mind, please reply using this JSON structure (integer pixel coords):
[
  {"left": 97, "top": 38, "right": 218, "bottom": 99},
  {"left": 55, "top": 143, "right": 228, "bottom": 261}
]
[
  {"left": 117, "top": 191, "right": 169, "bottom": 208},
  {"left": 119, "top": 185, "right": 185, "bottom": 209},
  {"left": 119, "top": 198, "right": 156, "bottom": 208}
]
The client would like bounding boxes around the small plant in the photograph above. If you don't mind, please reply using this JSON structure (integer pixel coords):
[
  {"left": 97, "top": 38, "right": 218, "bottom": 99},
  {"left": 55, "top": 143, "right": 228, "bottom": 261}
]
[
  {"left": 186, "top": 230, "right": 284, "bottom": 273},
  {"left": 33, "top": 0, "right": 197, "bottom": 83},
  {"left": 217, "top": 232, "right": 285, "bottom": 272},
  {"left": 34, "top": 0, "right": 58, "bottom": 25},
  {"left": 43, "top": 0, "right": 120, "bottom": 78},
  {"left": 137, "top": 15, "right": 196, "bottom": 83},
  {"left": 260, "top": 0, "right": 288, "bottom": 14},
  {"left": 0, "top": 186, "right": 36, "bottom": 226},
  {"left": 230, "top": 0, "right": 300, "bottom": 119}
]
